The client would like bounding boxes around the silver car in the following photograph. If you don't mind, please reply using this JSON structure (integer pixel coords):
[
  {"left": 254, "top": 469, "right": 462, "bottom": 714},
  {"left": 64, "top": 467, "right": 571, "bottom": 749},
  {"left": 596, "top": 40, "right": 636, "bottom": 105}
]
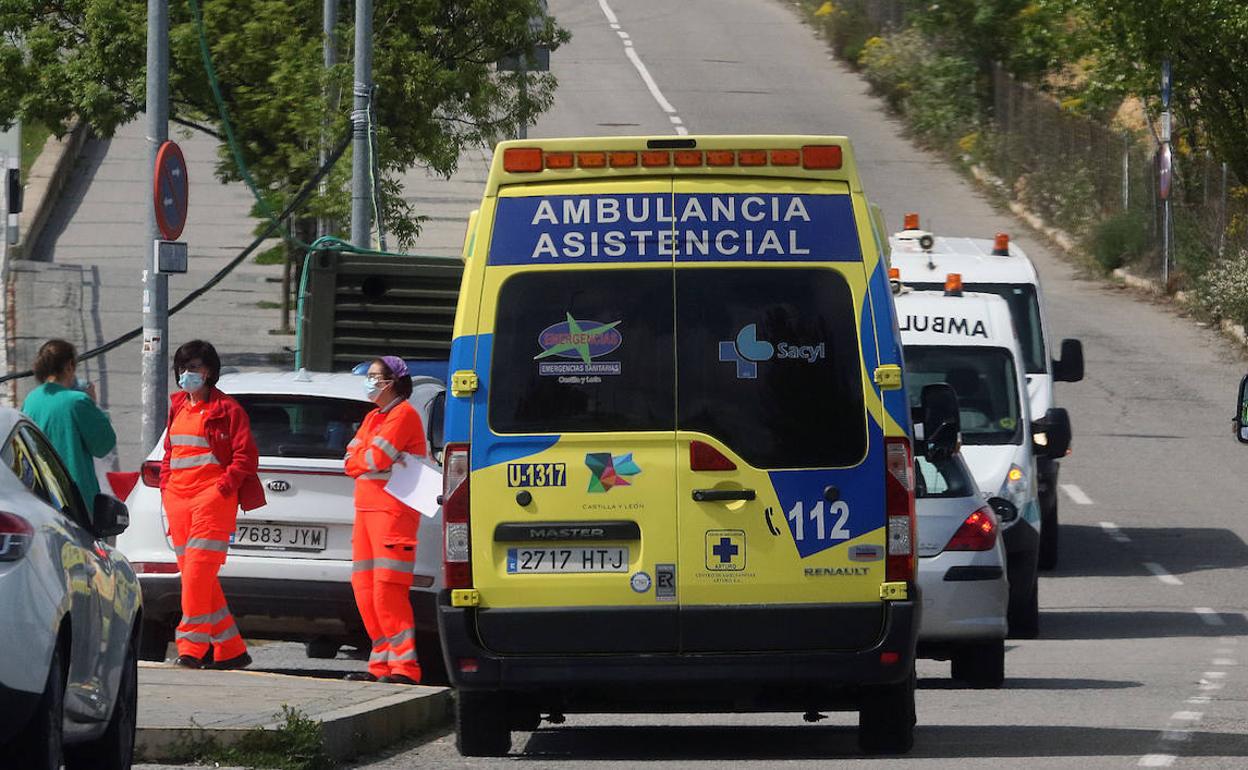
[
  {"left": 915, "top": 450, "right": 1011, "bottom": 687},
  {"left": 0, "top": 408, "right": 141, "bottom": 770}
]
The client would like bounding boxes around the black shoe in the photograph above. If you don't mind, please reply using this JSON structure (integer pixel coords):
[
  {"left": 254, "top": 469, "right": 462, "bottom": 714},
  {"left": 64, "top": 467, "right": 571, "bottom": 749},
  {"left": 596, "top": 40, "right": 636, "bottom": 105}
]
[
  {"left": 378, "top": 674, "right": 420, "bottom": 685},
  {"left": 343, "top": 672, "right": 378, "bottom": 682},
  {"left": 208, "top": 652, "right": 252, "bottom": 670},
  {"left": 173, "top": 655, "right": 204, "bottom": 669}
]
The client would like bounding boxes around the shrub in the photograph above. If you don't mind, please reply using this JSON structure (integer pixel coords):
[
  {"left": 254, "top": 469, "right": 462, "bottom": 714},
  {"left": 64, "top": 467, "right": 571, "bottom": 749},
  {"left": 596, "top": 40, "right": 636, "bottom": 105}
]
[
  {"left": 1194, "top": 249, "right": 1248, "bottom": 326},
  {"left": 1087, "top": 210, "right": 1150, "bottom": 271},
  {"left": 857, "top": 28, "right": 978, "bottom": 145}
]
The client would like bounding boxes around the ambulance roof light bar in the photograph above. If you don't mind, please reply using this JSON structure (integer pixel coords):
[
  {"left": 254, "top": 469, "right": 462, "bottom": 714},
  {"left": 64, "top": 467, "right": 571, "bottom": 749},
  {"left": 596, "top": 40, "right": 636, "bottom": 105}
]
[{"left": 500, "top": 144, "right": 844, "bottom": 173}]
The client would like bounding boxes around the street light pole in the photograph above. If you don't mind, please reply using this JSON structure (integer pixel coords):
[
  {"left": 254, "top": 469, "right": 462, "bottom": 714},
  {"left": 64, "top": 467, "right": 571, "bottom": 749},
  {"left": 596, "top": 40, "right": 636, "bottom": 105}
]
[
  {"left": 319, "top": 0, "right": 338, "bottom": 239},
  {"left": 141, "top": 0, "right": 170, "bottom": 454},
  {"left": 350, "top": 0, "right": 373, "bottom": 250}
]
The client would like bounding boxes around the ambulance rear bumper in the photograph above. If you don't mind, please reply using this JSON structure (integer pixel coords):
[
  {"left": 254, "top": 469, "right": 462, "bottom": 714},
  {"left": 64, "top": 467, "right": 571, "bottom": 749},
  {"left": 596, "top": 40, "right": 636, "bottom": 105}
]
[{"left": 438, "top": 596, "right": 918, "bottom": 711}]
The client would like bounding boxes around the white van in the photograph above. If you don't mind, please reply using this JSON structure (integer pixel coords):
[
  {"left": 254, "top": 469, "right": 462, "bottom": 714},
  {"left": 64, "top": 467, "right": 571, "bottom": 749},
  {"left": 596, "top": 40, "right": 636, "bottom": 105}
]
[
  {"left": 890, "top": 221, "right": 1082, "bottom": 570},
  {"left": 895, "top": 281, "right": 1069, "bottom": 638}
]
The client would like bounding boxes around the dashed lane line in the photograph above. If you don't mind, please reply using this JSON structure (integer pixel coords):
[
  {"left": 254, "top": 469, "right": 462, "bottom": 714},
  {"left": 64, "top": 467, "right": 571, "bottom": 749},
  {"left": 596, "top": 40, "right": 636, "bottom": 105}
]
[
  {"left": 1139, "top": 755, "right": 1175, "bottom": 767},
  {"left": 1194, "top": 607, "right": 1226, "bottom": 626},
  {"left": 1143, "top": 561, "right": 1183, "bottom": 585},
  {"left": 597, "top": 0, "right": 689, "bottom": 136},
  {"left": 1100, "top": 521, "right": 1131, "bottom": 543},
  {"left": 1061, "top": 483, "right": 1093, "bottom": 504}
]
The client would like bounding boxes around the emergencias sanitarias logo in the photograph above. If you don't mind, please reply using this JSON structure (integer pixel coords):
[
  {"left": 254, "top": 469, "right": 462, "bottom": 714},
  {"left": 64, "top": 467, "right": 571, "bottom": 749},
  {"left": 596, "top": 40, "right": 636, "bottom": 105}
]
[
  {"left": 585, "top": 452, "right": 641, "bottom": 493},
  {"left": 535, "top": 313, "right": 623, "bottom": 376}
]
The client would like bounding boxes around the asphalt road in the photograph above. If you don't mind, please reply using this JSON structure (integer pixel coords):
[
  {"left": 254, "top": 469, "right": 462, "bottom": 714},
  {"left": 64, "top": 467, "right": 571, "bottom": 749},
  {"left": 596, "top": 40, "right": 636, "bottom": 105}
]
[{"left": 338, "top": 0, "right": 1248, "bottom": 766}]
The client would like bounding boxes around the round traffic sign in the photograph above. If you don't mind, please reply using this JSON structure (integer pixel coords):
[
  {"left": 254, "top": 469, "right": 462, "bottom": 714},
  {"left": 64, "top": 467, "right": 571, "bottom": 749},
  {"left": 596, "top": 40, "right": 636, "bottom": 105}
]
[
  {"left": 153, "top": 141, "right": 189, "bottom": 240},
  {"left": 1158, "top": 143, "right": 1173, "bottom": 202}
]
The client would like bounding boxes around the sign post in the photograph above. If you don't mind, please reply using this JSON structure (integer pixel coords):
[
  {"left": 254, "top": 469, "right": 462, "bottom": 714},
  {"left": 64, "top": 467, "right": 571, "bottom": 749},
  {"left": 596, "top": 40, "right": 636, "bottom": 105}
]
[{"left": 1159, "top": 60, "right": 1172, "bottom": 286}]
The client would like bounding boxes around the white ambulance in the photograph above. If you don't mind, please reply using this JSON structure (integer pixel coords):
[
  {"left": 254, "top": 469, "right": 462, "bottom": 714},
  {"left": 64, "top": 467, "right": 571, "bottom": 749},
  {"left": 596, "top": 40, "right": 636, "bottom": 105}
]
[
  {"left": 890, "top": 219, "right": 1082, "bottom": 570},
  {"left": 894, "top": 278, "right": 1070, "bottom": 638}
]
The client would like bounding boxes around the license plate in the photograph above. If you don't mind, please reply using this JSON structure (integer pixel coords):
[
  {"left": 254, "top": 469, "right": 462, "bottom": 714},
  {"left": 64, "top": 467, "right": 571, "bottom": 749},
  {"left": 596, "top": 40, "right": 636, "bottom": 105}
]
[
  {"left": 232, "top": 523, "right": 327, "bottom": 552},
  {"left": 507, "top": 547, "right": 629, "bottom": 574}
]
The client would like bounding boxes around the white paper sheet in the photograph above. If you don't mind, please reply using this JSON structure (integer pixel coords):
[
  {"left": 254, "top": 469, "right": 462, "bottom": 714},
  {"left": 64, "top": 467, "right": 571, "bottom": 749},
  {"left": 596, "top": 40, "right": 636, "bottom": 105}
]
[{"left": 383, "top": 455, "right": 442, "bottom": 518}]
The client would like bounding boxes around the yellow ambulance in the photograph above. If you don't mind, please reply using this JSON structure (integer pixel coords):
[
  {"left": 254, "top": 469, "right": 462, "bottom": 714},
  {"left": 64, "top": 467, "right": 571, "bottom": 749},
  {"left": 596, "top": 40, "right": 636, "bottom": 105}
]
[{"left": 437, "top": 136, "right": 938, "bottom": 756}]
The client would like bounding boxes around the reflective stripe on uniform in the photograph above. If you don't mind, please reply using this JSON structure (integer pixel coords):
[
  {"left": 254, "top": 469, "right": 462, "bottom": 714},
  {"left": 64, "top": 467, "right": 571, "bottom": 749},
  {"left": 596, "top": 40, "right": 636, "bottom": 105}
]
[
  {"left": 173, "top": 546, "right": 186, "bottom": 556},
  {"left": 388, "top": 628, "right": 416, "bottom": 647},
  {"left": 212, "top": 624, "right": 241, "bottom": 643},
  {"left": 365, "top": 449, "right": 379, "bottom": 473},
  {"left": 169, "top": 453, "right": 221, "bottom": 470},
  {"left": 389, "top": 647, "right": 418, "bottom": 662},
  {"left": 371, "top": 436, "right": 400, "bottom": 460},
  {"left": 354, "top": 557, "right": 413, "bottom": 574},
  {"left": 170, "top": 434, "right": 211, "bottom": 448},
  {"left": 360, "top": 470, "right": 391, "bottom": 480},
  {"left": 187, "top": 537, "right": 229, "bottom": 553},
  {"left": 180, "top": 608, "right": 229, "bottom": 626},
  {"left": 176, "top": 630, "right": 212, "bottom": 643},
  {"left": 348, "top": 438, "right": 362, "bottom": 449}
]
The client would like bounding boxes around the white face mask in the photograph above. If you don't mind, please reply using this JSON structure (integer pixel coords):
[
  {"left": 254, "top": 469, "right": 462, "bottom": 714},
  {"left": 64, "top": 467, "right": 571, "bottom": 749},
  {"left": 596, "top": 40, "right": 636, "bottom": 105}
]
[
  {"left": 364, "top": 379, "right": 383, "bottom": 400},
  {"left": 178, "top": 371, "right": 205, "bottom": 392}
]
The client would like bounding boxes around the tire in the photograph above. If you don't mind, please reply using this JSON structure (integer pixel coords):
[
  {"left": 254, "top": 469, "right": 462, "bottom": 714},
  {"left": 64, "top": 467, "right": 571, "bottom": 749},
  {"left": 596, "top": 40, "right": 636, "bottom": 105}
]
[
  {"left": 5, "top": 643, "right": 66, "bottom": 770},
  {"left": 1037, "top": 489, "right": 1059, "bottom": 570},
  {"left": 858, "top": 669, "right": 916, "bottom": 755},
  {"left": 950, "top": 639, "right": 1005, "bottom": 688},
  {"left": 1007, "top": 572, "right": 1040, "bottom": 639},
  {"left": 65, "top": 634, "right": 138, "bottom": 770},
  {"left": 305, "top": 639, "right": 341, "bottom": 660},
  {"left": 455, "top": 691, "right": 511, "bottom": 757},
  {"left": 416, "top": 632, "right": 450, "bottom": 686},
  {"left": 138, "top": 618, "right": 174, "bottom": 662}
]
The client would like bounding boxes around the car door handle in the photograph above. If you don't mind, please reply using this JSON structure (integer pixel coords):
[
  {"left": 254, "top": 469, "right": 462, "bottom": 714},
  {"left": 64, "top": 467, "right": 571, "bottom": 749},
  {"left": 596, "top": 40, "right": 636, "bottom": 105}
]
[{"left": 692, "top": 489, "right": 756, "bottom": 503}]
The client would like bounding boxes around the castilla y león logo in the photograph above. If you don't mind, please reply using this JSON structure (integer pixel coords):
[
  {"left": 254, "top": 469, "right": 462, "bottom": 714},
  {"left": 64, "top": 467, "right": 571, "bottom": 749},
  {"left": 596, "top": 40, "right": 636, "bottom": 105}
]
[{"left": 585, "top": 452, "right": 641, "bottom": 493}]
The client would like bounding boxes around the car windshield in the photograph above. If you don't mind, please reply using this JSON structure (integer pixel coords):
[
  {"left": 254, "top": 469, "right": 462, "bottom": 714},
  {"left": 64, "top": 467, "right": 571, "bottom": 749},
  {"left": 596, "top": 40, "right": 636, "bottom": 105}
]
[
  {"left": 234, "top": 395, "right": 374, "bottom": 459},
  {"left": 910, "top": 282, "right": 1045, "bottom": 373},
  {"left": 915, "top": 453, "right": 977, "bottom": 499},
  {"left": 904, "top": 345, "right": 1022, "bottom": 445}
]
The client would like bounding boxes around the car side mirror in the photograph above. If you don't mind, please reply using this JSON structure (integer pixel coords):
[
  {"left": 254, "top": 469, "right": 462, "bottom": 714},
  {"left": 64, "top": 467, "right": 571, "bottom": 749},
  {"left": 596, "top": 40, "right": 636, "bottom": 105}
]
[
  {"left": 986, "top": 496, "right": 1018, "bottom": 524},
  {"left": 428, "top": 391, "right": 446, "bottom": 462},
  {"left": 920, "top": 383, "right": 961, "bottom": 460},
  {"left": 91, "top": 494, "right": 130, "bottom": 538},
  {"left": 1033, "top": 407, "right": 1072, "bottom": 458},
  {"left": 1234, "top": 374, "right": 1248, "bottom": 444},
  {"left": 1053, "top": 338, "right": 1084, "bottom": 383}
]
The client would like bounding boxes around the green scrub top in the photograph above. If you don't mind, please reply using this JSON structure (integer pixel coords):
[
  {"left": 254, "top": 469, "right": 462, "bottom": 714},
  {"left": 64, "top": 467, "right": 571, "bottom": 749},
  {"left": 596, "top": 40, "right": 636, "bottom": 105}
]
[{"left": 22, "top": 383, "right": 117, "bottom": 506}]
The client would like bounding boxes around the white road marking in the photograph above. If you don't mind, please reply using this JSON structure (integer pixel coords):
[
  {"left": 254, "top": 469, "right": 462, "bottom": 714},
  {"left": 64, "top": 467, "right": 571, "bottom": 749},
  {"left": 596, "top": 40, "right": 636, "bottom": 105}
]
[
  {"left": 1100, "top": 521, "right": 1131, "bottom": 543},
  {"left": 669, "top": 116, "right": 683, "bottom": 125},
  {"left": 622, "top": 47, "right": 678, "bottom": 114},
  {"left": 1160, "top": 730, "right": 1191, "bottom": 742},
  {"left": 1203, "top": 671, "right": 1228, "bottom": 679},
  {"left": 1198, "top": 681, "right": 1224, "bottom": 691},
  {"left": 1186, "top": 695, "right": 1211, "bottom": 704},
  {"left": 1143, "top": 562, "right": 1182, "bottom": 585},
  {"left": 1170, "top": 711, "right": 1203, "bottom": 721},
  {"left": 1212, "top": 658, "right": 1238, "bottom": 666},
  {"left": 597, "top": 0, "right": 685, "bottom": 133},
  {"left": 1062, "top": 483, "right": 1093, "bottom": 504},
  {"left": 1194, "top": 607, "right": 1225, "bottom": 625},
  {"left": 1139, "top": 755, "right": 1175, "bottom": 767}
]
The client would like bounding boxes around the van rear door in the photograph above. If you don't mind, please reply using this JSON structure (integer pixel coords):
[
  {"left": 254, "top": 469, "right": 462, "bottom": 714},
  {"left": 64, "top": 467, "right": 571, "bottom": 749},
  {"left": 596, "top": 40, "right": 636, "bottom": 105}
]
[
  {"left": 671, "top": 180, "right": 890, "bottom": 652},
  {"left": 469, "top": 181, "right": 680, "bottom": 655}
]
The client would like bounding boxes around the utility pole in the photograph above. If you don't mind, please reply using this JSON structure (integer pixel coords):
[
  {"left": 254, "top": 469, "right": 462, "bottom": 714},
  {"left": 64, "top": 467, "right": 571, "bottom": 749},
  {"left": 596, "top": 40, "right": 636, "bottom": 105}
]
[
  {"left": 319, "top": 0, "right": 338, "bottom": 239},
  {"left": 350, "top": 0, "right": 373, "bottom": 250},
  {"left": 141, "top": 0, "right": 170, "bottom": 454}
]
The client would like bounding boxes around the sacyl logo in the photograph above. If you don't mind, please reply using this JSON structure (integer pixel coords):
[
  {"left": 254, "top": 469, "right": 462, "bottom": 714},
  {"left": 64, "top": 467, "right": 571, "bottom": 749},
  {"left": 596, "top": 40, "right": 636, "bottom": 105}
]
[{"left": 718, "top": 323, "right": 825, "bottom": 379}]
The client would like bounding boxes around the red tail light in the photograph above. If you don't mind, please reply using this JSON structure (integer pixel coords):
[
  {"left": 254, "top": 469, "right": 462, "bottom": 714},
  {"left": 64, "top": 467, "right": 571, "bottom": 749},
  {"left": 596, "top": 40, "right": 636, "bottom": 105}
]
[
  {"left": 133, "top": 561, "right": 180, "bottom": 574},
  {"left": 945, "top": 505, "right": 998, "bottom": 551},
  {"left": 690, "top": 441, "right": 737, "bottom": 472},
  {"left": 107, "top": 471, "right": 140, "bottom": 501},
  {"left": 141, "top": 461, "right": 162, "bottom": 488},
  {"left": 884, "top": 437, "right": 916, "bottom": 583},
  {"left": 442, "top": 443, "right": 472, "bottom": 589},
  {"left": 0, "top": 511, "right": 34, "bottom": 561}
]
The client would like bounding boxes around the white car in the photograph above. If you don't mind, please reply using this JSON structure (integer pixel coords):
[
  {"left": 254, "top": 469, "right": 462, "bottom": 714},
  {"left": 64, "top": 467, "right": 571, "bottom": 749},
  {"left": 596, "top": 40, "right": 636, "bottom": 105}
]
[
  {"left": 0, "top": 408, "right": 140, "bottom": 770},
  {"left": 115, "top": 369, "right": 448, "bottom": 681},
  {"left": 914, "top": 449, "right": 1011, "bottom": 687}
]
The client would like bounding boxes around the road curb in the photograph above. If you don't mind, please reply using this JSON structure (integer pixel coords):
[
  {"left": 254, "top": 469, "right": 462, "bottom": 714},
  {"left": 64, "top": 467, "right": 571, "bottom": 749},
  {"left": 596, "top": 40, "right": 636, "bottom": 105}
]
[
  {"left": 134, "top": 665, "right": 453, "bottom": 763},
  {"left": 14, "top": 120, "right": 90, "bottom": 261}
]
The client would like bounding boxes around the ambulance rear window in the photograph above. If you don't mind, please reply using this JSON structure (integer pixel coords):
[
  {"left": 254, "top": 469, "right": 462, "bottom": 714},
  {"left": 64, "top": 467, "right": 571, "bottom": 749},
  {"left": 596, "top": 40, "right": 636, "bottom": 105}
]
[
  {"left": 903, "top": 346, "right": 1023, "bottom": 445},
  {"left": 490, "top": 270, "right": 675, "bottom": 434},
  {"left": 910, "top": 282, "right": 1044, "bottom": 373},
  {"left": 235, "top": 395, "right": 373, "bottom": 459},
  {"left": 676, "top": 268, "right": 866, "bottom": 469}
]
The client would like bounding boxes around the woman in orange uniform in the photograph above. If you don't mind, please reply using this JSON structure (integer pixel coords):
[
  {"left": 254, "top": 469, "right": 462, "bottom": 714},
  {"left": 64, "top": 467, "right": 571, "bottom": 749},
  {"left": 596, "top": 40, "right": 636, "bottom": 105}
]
[
  {"left": 160, "top": 340, "right": 265, "bottom": 669},
  {"left": 344, "top": 356, "right": 427, "bottom": 684}
]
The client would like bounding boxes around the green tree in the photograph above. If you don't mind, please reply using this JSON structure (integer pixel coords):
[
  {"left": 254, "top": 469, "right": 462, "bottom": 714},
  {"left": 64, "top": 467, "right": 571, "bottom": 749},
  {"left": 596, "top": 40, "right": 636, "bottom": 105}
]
[
  {"left": 1077, "top": 0, "right": 1248, "bottom": 184},
  {"left": 0, "top": 0, "right": 569, "bottom": 248}
]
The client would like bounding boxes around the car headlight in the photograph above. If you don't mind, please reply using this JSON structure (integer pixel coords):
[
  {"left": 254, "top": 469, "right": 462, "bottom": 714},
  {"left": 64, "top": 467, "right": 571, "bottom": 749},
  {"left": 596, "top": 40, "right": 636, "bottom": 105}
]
[{"left": 998, "top": 463, "right": 1029, "bottom": 511}]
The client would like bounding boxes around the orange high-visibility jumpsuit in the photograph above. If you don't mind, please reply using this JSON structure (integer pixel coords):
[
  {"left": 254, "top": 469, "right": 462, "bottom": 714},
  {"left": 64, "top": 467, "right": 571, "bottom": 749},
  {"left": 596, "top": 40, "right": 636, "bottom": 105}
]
[
  {"left": 344, "top": 397, "right": 427, "bottom": 680},
  {"left": 164, "top": 400, "right": 248, "bottom": 662}
]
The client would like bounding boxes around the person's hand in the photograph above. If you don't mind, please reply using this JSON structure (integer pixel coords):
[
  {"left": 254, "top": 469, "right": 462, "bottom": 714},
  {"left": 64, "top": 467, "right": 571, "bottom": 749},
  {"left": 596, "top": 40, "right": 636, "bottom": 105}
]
[
  {"left": 393, "top": 453, "right": 407, "bottom": 467},
  {"left": 84, "top": 382, "right": 98, "bottom": 403}
]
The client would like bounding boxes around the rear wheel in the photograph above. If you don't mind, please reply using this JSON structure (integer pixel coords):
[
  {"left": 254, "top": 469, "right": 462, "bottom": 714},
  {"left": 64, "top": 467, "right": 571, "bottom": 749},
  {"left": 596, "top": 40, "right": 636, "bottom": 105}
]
[
  {"left": 138, "top": 618, "right": 174, "bottom": 662},
  {"left": 1038, "top": 490, "right": 1059, "bottom": 570},
  {"left": 305, "top": 638, "right": 341, "bottom": 660},
  {"left": 858, "top": 669, "right": 916, "bottom": 755},
  {"left": 1007, "top": 572, "right": 1040, "bottom": 639},
  {"left": 455, "top": 691, "right": 511, "bottom": 757},
  {"left": 66, "top": 634, "right": 138, "bottom": 770},
  {"left": 950, "top": 639, "right": 1005, "bottom": 688},
  {"left": 5, "top": 643, "right": 65, "bottom": 770}
]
